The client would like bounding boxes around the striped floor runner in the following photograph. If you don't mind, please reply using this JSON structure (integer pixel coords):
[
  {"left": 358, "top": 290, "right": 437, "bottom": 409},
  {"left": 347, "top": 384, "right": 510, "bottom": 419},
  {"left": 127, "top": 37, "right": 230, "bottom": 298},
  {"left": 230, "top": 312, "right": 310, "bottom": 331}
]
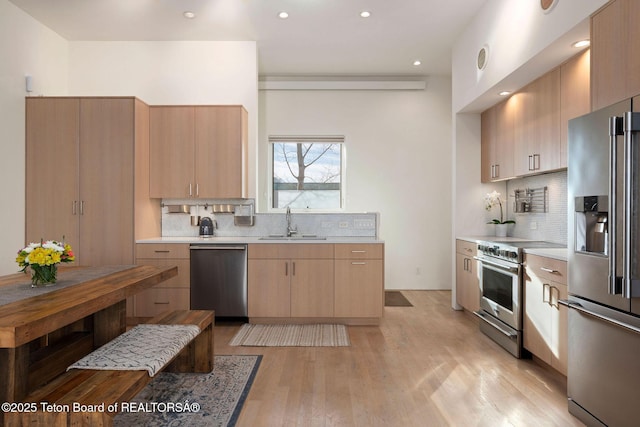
[{"left": 229, "top": 323, "right": 350, "bottom": 347}]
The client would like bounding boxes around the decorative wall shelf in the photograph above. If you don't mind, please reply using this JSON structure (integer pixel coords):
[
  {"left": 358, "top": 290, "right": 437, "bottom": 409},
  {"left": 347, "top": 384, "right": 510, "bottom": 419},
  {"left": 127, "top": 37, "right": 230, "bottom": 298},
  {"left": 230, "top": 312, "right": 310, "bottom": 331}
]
[{"left": 514, "top": 186, "right": 548, "bottom": 213}]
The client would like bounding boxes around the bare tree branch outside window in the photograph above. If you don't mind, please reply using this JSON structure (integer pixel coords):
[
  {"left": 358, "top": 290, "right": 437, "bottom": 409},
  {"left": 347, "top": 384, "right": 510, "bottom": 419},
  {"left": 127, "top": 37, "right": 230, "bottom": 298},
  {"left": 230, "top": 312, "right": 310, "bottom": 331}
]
[{"left": 272, "top": 141, "right": 343, "bottom": 209}]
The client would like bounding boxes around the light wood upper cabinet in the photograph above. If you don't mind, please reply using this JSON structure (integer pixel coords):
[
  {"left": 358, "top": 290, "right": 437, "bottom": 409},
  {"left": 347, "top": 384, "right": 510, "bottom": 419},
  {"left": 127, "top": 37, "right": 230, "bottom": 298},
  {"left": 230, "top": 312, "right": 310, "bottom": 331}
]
[
  {"left": 149, "top": 106, "right": 195, "bottom": 198},
  {"left": 480, "top": 49, "right": 589, "bottom": 180},
  {"left": 149, "top": 105, "right": 248, "bottom": 199},
  {"left": 514, "top": 68, "right": 561, "bottom": 176},
  {"left": 195, "top": 106, "right": 248, "bottom": 198},
  {"left": 591, "top": 0, "right": 640, "bottom": 110},
  {"left": 481, "top": 98, "right": 516, "bottom": 182},
  {"left": 26, "top": 97, "right": 158, "bottom": 266},
  {"left": 560, "top": 49, "right": 591, "bottom": 167}
]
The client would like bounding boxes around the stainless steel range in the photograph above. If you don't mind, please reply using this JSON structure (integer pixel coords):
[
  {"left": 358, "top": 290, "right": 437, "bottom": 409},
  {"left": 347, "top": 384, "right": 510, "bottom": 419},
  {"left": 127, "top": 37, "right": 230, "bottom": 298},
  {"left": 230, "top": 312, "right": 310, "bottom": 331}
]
[{"left": 474, "top": 239, "right": 564, "bottom": 358}]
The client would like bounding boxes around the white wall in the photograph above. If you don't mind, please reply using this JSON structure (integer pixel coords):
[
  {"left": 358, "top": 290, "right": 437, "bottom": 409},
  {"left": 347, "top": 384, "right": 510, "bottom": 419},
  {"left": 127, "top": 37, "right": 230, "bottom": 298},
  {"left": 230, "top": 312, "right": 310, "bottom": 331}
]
[
  {"left": 260, "top": 77, "right": 453, "bottom": 290},
  {"left": 0, "top": 0, "right": 68, "bottom": 275},
  {"left": 452, "top": 0, "right": 607, "bottom": 113},
  {"left": 67, "top": 41, "right": 258, "bottom": 198},
  {"left": 0, "top": 0, "right": 258, "bottom": 276}
]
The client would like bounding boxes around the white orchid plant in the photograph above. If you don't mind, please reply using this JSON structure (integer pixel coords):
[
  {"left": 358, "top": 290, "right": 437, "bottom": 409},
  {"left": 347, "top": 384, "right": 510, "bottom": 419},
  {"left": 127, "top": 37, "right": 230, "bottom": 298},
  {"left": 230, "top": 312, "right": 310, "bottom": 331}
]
[{"left": 484, "top": 191, "right": 515, "bottom": 225}]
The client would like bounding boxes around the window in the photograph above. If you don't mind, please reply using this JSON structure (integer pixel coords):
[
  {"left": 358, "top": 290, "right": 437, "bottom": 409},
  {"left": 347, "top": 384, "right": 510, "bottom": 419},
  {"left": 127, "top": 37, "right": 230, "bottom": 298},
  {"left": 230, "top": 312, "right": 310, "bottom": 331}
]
[{"left": 270, "top": 135, "right": 345, "bottom": 210}]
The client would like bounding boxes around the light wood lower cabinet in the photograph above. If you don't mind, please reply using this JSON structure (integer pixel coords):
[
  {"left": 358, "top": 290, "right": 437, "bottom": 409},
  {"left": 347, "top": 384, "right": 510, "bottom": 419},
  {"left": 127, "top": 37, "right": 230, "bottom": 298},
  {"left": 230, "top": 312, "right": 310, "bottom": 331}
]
[
  {"left": 134, "top": 243, "right": 190, "bottom": 320},
  {"left": 455, "top": 240, "right": 479, "bottom": 312},
  {"left": 248, "top": 243, "right": 384, "bottom": 323},
  {"left": 248, "top": 244, "right": 334, "bottom": 319},
  {"left": 523, "top": 254, "right": 568, "bottom": 375},
  {"left": 334, "top": 244, "right": 384, "bottom": 318}
]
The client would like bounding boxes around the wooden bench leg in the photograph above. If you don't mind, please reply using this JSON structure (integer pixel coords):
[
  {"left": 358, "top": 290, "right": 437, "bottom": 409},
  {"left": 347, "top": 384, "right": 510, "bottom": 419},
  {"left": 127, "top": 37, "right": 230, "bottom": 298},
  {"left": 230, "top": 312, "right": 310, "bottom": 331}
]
[{"left": 166, "top": 322, "right": 213, "bottom": 373}]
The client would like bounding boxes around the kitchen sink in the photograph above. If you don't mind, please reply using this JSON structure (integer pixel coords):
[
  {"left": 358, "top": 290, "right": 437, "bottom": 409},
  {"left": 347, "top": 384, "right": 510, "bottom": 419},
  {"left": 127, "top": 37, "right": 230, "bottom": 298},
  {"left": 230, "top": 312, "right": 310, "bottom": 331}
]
[{"left": 259, "top": 234, "right": 327, "bottom": 240}]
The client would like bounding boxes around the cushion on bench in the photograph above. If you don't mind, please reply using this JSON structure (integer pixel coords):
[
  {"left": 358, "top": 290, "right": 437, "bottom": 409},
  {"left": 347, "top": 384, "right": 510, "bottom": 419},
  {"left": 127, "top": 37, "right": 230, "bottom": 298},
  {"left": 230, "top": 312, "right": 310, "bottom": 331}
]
[{"left": 67, "top": 324, "right": 200, "bottom": 376}]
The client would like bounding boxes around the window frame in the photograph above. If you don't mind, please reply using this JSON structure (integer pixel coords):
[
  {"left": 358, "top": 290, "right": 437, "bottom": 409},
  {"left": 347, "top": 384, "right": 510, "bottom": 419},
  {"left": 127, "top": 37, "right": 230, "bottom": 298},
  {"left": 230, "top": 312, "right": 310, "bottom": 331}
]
[{"left": 268, "top": 135, "right": 346, "bottom": 212}]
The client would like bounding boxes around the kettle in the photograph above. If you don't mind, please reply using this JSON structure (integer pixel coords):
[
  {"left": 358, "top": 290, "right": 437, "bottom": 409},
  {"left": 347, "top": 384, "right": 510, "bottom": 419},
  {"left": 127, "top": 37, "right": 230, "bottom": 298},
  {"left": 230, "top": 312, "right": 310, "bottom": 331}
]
[{"left": 199, "top": 217, "right": 215, "bottom": 237}]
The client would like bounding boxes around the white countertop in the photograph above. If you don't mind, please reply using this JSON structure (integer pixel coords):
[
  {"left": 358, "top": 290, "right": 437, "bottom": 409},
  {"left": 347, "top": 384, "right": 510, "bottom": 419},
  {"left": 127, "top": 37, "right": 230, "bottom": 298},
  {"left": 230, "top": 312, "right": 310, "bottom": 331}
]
[
  {"left": 137, "top": 236, "right": 384, "bottom": 244},
  {"left": 522, "top": 247, "right": 568, "bottom": 262},
  {"left": 456, "top": 235, "right": 567, "bottom": 262}
]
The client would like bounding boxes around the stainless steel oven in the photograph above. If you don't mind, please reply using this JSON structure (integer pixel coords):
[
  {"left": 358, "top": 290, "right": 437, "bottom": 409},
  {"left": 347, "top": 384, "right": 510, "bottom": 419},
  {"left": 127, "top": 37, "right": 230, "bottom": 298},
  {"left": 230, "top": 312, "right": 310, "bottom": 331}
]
[
  {"left": 473, "top": 239, "right": 565, "bottom": 358},
  {"left": 474, "top": 240, "right": 524, "bottom": 358}
]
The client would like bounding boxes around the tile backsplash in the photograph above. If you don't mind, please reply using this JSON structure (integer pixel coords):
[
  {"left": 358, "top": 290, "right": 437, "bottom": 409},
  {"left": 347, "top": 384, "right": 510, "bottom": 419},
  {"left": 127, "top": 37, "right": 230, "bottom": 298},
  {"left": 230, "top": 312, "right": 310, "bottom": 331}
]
[
  {"left": 160, "top": 198, "right": 379, "bottom": 238},
  {"left": 506, "top": 170, "right": 567, "bottom": 245}
]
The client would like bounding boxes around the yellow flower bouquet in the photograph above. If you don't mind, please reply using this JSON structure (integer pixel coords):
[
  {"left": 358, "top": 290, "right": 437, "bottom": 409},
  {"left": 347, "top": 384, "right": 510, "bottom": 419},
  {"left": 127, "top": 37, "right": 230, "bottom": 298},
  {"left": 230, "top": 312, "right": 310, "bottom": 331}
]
[{"left": 16, "top": 240, "right": 75, "bottom": 287}]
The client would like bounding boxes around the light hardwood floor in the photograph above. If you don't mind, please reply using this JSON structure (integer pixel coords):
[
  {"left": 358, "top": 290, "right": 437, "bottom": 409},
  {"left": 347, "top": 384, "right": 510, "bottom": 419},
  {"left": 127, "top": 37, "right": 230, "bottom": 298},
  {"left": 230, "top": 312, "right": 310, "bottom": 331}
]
[{"left": 214, "top": 291, "right": 584, "bottom": 427}]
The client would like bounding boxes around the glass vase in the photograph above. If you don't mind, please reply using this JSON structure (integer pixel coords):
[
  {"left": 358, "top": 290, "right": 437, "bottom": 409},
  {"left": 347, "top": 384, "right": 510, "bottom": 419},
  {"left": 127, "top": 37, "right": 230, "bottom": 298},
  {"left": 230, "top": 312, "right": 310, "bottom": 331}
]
[{"left": 30, "top": 264, "right": 58, "bottom": 287}]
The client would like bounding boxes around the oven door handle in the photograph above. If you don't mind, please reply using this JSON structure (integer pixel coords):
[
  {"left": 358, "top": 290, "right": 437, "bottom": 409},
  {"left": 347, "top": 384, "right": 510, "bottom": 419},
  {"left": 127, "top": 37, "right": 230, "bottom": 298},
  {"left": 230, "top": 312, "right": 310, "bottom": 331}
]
[
  {"left": 473, "top": 256, "right": 519, "bottom": 273},
  {"left": 473, "top": 311, "right": 518, "bottom": 338}
]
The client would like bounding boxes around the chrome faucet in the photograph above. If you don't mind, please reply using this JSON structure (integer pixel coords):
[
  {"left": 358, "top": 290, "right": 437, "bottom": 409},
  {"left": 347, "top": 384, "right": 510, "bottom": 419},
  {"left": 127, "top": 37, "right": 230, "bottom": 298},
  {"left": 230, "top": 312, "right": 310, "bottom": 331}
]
[{"left": 286, "top": 206, "right": 298, "bottom": 237}]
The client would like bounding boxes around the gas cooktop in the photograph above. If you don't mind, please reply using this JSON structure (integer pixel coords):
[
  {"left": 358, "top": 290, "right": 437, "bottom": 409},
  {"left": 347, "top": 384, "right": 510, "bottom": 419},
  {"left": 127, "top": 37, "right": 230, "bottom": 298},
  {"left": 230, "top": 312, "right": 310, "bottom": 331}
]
[
  {"left": 476, "top": 239, "right": 566, "bottom": 263},
  {"left": 485, "top": 240, "right": 566, "bottom": 249}
]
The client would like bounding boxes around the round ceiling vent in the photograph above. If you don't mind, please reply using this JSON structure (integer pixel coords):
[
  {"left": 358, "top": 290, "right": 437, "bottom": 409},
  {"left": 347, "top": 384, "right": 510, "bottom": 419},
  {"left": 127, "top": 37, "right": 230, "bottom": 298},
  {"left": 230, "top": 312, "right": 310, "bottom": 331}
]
[
  {"left": 541, "top": 0, "right": 558, "bottom": 13},
  {"left": 477, "top": 45, "right": 489, "bottom": 71}
]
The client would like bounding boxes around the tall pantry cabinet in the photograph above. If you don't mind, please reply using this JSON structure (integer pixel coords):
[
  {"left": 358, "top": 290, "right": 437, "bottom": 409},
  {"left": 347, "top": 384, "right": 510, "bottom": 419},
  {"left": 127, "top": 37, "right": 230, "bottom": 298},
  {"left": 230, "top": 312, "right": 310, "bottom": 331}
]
[{"left": 25, "top": 97, "right": 159, "bottom": 266}]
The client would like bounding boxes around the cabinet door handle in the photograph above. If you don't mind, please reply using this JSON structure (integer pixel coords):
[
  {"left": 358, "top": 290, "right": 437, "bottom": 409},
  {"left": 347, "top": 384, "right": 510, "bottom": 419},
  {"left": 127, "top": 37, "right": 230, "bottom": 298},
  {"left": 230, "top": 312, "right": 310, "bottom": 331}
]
[
  {"left": 351, "top": 250, "right": 366, "bottom": 253},
  {"left": 494, "top": 164, "right": 499, "bottom": 178},
  {"left": 534, "top": 154, "right": 540, "bottom": 170},
  {"left": 80, "top": 201, "right": 84, "bottom": 215},
  {"left": 72, "top": 201, "right": 77, "bottom": 215},
  {"left": 154, "top": 302, "right": 170, "bottom": 305},
  {"left": 196, "top": 183, "right": 199, "bottom": 197},
  {"left": 154, "top": 250, "right": 171, "bottom": 253},
  {"left": 490, "top": 165, "right": 495, "bottom": 178},
  {"left": 285, "top": 261, "right": 288, "bottom": 276},
  {"left": 550, "top": 286, "right": 559, "bottom": 308},
  {"left": 189, "top": 183, "right": 193, "bottom": 197},
  {"left": 540, "top": 267, "right": 558, "bottom": 274},
  {"left": 351, "top": 262, "right": 367, "bottom": 265},
  {"left": 292, "top": 261, "right": 296, "bottom": 276},
  {"left": 542, "top": 283, "right": 550, "bottom": 304}
]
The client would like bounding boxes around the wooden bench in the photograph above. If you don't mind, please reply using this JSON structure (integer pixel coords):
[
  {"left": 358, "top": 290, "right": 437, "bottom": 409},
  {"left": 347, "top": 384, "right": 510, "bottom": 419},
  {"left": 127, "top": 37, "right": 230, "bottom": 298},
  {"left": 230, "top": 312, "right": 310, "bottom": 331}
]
[{"left": 4, "top": 310, "right": 213, "bottom": 427}]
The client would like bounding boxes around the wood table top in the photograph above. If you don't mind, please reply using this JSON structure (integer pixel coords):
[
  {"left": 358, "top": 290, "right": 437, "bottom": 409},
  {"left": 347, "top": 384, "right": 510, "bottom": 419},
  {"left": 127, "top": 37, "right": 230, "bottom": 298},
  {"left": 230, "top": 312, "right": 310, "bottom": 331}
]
[{"left": 0, "top": 264, "right": 177, "bottom": 348}]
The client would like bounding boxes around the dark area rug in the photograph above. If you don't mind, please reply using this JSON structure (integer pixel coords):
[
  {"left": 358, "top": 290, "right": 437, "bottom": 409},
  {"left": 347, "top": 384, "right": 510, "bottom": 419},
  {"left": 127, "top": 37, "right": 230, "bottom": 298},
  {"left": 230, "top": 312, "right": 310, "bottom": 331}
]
[
  {"left": 385, "top": 291, "right": 413, "bottom": 307},
  {"left": 114, "top": 354, "right": 262, "bottom": 427}
]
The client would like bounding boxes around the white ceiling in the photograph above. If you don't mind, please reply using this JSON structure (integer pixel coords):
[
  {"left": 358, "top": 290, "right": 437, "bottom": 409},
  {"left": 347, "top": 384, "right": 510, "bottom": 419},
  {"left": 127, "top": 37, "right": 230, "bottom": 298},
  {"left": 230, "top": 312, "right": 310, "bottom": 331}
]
[{"left": 8, "top": 0, "right": 487, "bottom": 77}]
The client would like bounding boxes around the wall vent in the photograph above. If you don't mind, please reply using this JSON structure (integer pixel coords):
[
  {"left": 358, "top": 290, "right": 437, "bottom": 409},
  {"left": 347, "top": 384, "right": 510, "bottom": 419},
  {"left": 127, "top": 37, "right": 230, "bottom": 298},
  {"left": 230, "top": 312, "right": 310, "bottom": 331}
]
[{"left": 477, "top": 46, "right": 489, "bottom": 71}]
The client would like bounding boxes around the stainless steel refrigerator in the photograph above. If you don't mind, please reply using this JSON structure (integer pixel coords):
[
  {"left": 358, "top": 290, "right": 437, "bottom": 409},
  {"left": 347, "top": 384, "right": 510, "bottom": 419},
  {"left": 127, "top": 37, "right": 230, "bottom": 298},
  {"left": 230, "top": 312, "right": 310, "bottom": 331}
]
[{"left": 566, "top": 97, "right": 640, "bottom": 427}]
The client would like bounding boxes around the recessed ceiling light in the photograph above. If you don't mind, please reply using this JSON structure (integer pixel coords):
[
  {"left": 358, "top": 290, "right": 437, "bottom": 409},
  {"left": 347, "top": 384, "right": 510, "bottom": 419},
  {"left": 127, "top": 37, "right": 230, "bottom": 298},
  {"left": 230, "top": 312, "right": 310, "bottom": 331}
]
[
  {"left": 360, "top": 11, "right": 371, "bottom": 18},
  {"left": 413, "top": 60, "right": 422, "bottom": 66},
  {"left": 499, "top": 91, "right": 511, "bottom": 96},
  {"left": 572, "top": 39, "right": 590, "bottom": 48},
  {"left": 278, "top": 11, "right": 289, "bottom": 19},
  {"left": 183, "top": 11, "right": 196, "bottom": 19}
]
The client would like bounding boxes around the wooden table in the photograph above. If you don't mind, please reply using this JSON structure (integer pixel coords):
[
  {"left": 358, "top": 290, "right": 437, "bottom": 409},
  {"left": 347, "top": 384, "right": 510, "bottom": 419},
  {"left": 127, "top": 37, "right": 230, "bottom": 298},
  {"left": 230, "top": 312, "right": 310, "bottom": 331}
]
[{"left": 0, "top": 264, "right": 177, "bottom": 403}]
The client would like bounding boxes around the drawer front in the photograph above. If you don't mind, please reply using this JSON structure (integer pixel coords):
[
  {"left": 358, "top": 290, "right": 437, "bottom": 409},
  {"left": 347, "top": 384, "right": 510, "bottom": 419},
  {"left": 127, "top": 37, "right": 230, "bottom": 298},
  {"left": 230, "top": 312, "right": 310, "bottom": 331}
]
[
  {"left": 135, "top": 258, "right": 190, "bottom": 288},
  {"left": 133, "top": 288, "right": 190, "bottom": 318},
  {"left": 525, "top": 254, "right": 567, "bottom": 285},
  {"left": 334, "top": 243, "right": 383, "bottom": 259},
  {"left": 248, "top": 243, "right": 334, "bottom": 259},
  {"left": 456, "top": 239, "right": 476, "bottom": 256},
  {"left": 136, "top": 243, "right": 190, "bottom": 259}
]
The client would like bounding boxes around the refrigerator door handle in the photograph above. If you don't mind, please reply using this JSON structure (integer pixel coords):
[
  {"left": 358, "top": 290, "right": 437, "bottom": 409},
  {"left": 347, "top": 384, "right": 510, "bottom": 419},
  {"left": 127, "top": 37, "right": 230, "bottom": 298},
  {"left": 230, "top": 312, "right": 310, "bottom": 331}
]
[
  {"left": 609, "top": 116, "right": 623, "bottom": 295},
  {"left": 623, "top": 112, "right": 640, "bottom": 298},
  {"left": 560, "top": 299, "right": 640, "bottom": 336}
]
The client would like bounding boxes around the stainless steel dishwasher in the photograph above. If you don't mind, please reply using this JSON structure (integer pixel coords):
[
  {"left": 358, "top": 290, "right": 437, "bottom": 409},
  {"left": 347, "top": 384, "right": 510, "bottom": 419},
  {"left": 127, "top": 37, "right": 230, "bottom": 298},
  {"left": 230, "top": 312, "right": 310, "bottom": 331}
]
[{"left": 190, "top": 244, "right": 248, "bottom": 319}]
